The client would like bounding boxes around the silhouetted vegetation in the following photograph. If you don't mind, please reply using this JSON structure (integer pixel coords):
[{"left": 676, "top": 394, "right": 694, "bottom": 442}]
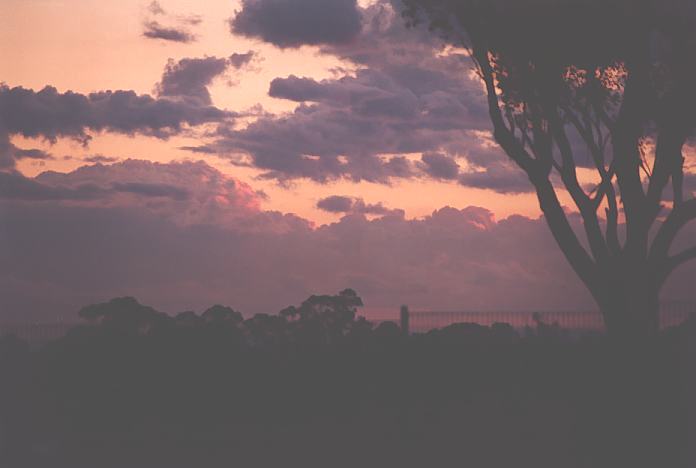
[
  {"left": 0, "top": 290, "right": 693, "bottom": 467},
  {"left": 402, "top": 0, "right": 696, "bottom": 339}
]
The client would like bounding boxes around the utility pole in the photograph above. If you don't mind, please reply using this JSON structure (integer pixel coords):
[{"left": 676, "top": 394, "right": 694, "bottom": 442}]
[{"left": 400, "top": 305, "right": 410, "bottom": 337}]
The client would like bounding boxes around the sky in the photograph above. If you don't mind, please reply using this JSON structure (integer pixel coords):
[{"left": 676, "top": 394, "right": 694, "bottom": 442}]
[{"left": 1, "top": 0, "right": 695, "bottom": 321}]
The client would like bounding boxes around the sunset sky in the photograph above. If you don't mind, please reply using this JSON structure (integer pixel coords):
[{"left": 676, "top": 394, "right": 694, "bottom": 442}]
[{"left": 2, "top": 0, "right": 695, "bottom": 321}]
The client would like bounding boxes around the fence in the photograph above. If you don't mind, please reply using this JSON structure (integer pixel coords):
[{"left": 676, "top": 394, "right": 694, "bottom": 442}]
[{"left": 362, "top": 301, "right": 696, "bottom": 335}]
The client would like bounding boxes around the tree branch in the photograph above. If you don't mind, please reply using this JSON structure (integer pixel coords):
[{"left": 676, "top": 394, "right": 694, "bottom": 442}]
[
  {"left": 650, "top": 198, "right": 696, "bottom": 264},
  {"left": 471, "top": 46, "right": 538, "bottom": 175},
  {"left": 471, "top": 44, "right": 599, "bottom": 293},
  {"left": 611, "top": 67, "right": 650, "bottom": 254},
  {"left": 547, "top": 111, "right": 609, "bottom": 263},
  {"left": 668, "top": 246, "right": 696, "bottom": 271}
]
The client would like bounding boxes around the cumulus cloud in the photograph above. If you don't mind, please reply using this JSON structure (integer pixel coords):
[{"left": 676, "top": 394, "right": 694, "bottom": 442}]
[
  {"left": 155, "top": 53, "right": 258, "bottom": 104},
  {"left": 229, "top": 0, "right": 362, "bottom": 48},
  {"left": 156, "top": 56, "right": 232, "bottom": 104},
  {"left": 3, "top": 161, "right": 694, "bottom": 322},
  {"left": 203, "top": 1, "right": 504, "bottom": 186},
  {"left": 207, "top": 62, "right": 488, "bottom": 182},
  {"left": 0, "top": 56, "right": 235, "bottom": 170},
  {"left": 458, "top": 162, "right": 531, "bottom": 194},
  {"left": 317, "top": 195, "right": 403, "bottom": 217},
  {"left": 419, "top": 152, "right": 460, "bottom": 180},
  {"left": 1, "top": 160, "right": 266, "bottom": 228},
  {"left": 0, "top": 84, "right": 230, "bottom": 144},
  {"left": 0, "top": 196, "right": 599, "bottom": 322},
  {"left": 0, "top": 171, "right": 107, "bottom": 201},
  {"left": 0, "top": 131, "right": 55, "bottom": 170},
  {"left": 229, "top": 51, "right": 258, "bottom": 69}
]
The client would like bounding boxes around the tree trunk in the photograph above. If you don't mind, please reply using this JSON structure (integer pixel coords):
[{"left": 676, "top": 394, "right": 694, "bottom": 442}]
[{"left": 596, "top": 272, "right": 660, "bottom": 341}]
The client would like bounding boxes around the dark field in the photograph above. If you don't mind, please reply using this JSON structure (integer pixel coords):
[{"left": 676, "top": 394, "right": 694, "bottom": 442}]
[{"left": 1, "top": 295, "right": 694, "bottom": 468}]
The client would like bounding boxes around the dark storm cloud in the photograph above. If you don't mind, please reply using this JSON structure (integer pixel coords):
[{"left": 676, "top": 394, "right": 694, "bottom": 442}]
[
  {"left": 317, "top": 195, "right": 402, "bottom": 216},
  {"left": 143, "top": 21, "right": 196, "bottom": 43},
  {"left": 420, "top": 152, "right": 460, "bottom": 180},
  {"left": 229, "top": 0, "right": 362, "bottom": 48}
]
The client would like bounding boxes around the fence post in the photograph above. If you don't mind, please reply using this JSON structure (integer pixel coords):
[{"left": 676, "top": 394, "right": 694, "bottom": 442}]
[{"left": 400, "top": 305, "right": 410, "bottom": 336}]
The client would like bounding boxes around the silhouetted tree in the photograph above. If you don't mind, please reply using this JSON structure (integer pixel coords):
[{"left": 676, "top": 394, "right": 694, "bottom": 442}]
[
  {"left": 282, "top": 288, "right": 367, "bottom": 345},
  {"left": 402, "top": 0, "right": 696, "bottom": 339},
  {"left": 77, "top": 296, "right": 170, "bottom": 334}
]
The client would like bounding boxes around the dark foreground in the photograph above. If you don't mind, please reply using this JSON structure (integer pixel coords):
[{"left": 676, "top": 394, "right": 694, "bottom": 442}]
[{"left": 1, "top": 296, "right": 694, "bottom": 468}]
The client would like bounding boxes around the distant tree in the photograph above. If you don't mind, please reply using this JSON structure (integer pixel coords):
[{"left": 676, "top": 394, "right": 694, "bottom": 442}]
[
  {"left": 281, "top": 288, "right": 367, "bottom": 344},
  {"left": 201, "top": 305, "right": 244, "bottom": 325},
  {"left": 78, "top": 297, "right": 170, "bottom": 333},
  {"left": 402, "top": 0, "right": 696, "bottom": 338}
]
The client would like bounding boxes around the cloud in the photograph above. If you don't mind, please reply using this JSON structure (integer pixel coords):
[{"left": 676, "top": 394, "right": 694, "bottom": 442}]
[
  {"left": 419, "top": 152, "right": 460, "bottom": 180},
  {"left": 229, "top": 0, "right": 362, "bottom": 48},
  {"left": 0, "top": 132, "right": 55, "bottom": 170},
  {"left": 212, "top": 1, "right": 539, "bottom": 194},
  {"left": 207, "top": 2, "right": 498, "bottom": 185},
  {"left": 458, "top": 162, "right": 532, "bottom": 194},
  {"left": 0, "top": 77, "right": 232, "bottom": 170},
  {"left": 0, "top": 84, "right": 230, "bottom": 143},
  {"left": 83, "top": 154, "right": 120, "bottom": 164},
  {"left": 1, "top": 160, "right": 266, "bottom": 228},
  {"left": 3, "top": 161, "right": 695, "bottom": 322},
  {"left": 317, "top": 195, "right": 403, "bottom": 216},
  {"left": 268, "top": 75, "right": 337, "bottom": 102},
  {"left": 155, "top": 53, "right": 258, "bottom": 105},
  {"left": 142, "top": 2, "right": 202, "bottom": 43},
  {"left": 209, "top": 64, "right": 487, "bottom": 182},
  {"left": 148, "top": 1, "right": 166, "bottom": 16},
  {"left": 0, "top": 197, "right": 599, "bottom": 322},
  {"left": 229, "top": 51, "right": 258, "bottom": 69},
  {"left": 0, "top": 171, "right": 107, "bottom": 201},
  {"left": 111, "top": 181, "right": 190, "bottom": 201},
  {"left": 317, "top": 195, "right": 354, "bottom": 213},
  {"left": 156, "top": 56, "right": 232, "bottom": 104},
  {"left": 143, "top": 21, "right": 196, "bottom": 43},
  {"left": 13, "top": 147, "right": 53, "bottom": 161}
]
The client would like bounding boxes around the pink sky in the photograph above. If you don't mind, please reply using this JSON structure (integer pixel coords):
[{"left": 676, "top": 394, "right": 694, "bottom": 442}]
[{"left": 1, "top": 0, "right": 695, "bottom": 320}]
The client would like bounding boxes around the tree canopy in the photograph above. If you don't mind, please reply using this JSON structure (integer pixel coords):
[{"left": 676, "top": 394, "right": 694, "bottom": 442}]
[{"left": 402, "top": 0, "right": 696, "bottom": 338}]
